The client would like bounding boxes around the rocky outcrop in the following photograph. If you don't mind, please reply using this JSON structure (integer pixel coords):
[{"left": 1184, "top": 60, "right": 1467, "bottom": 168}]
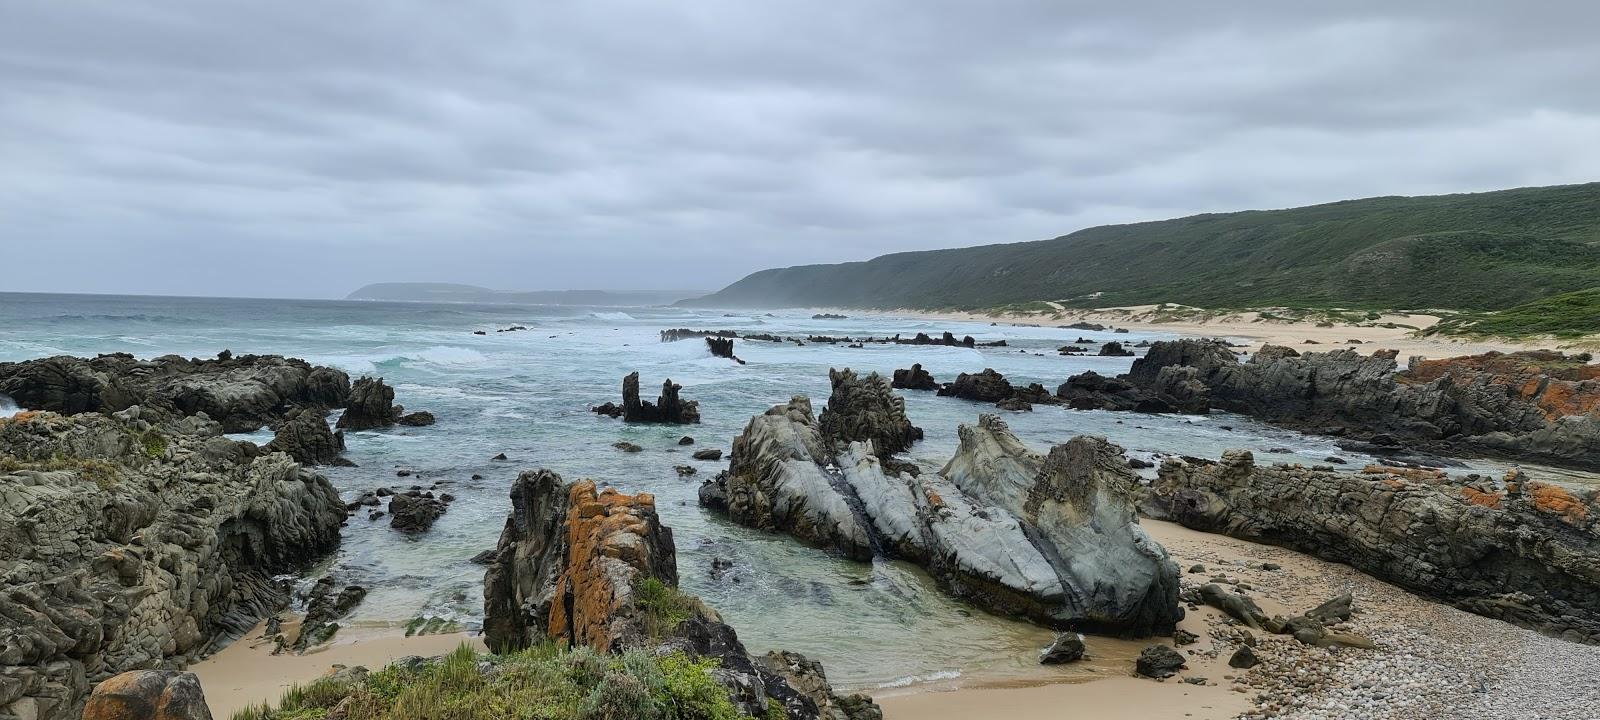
[
  {"left": 891, "top": 364, "right": 938, "bottom": 391},
  {"left": 615, "top": 372, "right": 701, "bottom": 424},
  {"left": 388, "top": 491, "right": 451, "bottom": 534},
  {"left": 0, "top": 352, "right": 351, "bottom": 432},
  {"left": 0, "top": 408, "right": 344, "bottom": 719},
  {"left": 336, "top": 376, "right": 402, "bottom": 430},
  {"left": 290, "top": 577, "right": 367, "bottom": 650},
  {"left": 1147, "top": 449, "right": 1600, "bottom": 643},
  {"left": 1098, "top": 341, "right": 1135, "bottom": 357},
  {"left": 397, "top": 410, "right": 436, "bottom": 427},
  {"left": 704, "top": 398, "right": 1181, "bottom": 635},
  {"left": 81, "top": 670, "right": 212, "bottom": 720},
  {"left": 1123, "top": 341, "right": 1600, "bottom": 469},
  {"left": 1055, "top": 369, "right": 1209, "bottom": 414},
  {"left": 712, "top": 398, "right": 874, "bottom": 560},
  {"left": 263, "top": 409, "right": 345, "bottom": 465},
  {"left": 937, "top": 368, "right": 1014, "bottom": 403},
  {"left": 483, "top": 469, "right": 878, "bottom": 719},
  {"left": 706, "top": 337, "right": 746, "bottom": 364},
  {"left": 817, "top": 369, "right": 923, "bottom": 457}
]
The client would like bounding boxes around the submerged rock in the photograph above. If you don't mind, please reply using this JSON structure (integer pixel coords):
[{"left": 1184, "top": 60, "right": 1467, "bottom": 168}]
[
  {"left": 891, "top": 363, "right": 939, "bottom": 391},
  {"left": 397, "top": 410, "right": 436, "bottom": 426},
  {"left": 388, "top": 492, "right": 449, "bottom": 534}
]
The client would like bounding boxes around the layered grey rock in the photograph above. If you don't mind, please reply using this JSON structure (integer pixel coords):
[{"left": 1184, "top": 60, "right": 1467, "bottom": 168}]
[
  {"left": 336, "top": 376, "right": 402, "bottom": 430},
  {"left": 0, "top": 352, "right": 351, "bottom": 432},
  {"left": 1147, "top": 449, "right": 1600, "bottom": 643},
  {"left": 0, "top": 408, "right": 344, "bottom": 719},
  {"left": 264, "top": 409, "right": 345, "bottom": 465}
]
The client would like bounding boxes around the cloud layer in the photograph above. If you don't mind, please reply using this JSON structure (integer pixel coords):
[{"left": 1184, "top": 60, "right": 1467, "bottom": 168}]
[{"left": 3, "top": 1, "right": 1597, "bottom": 297}]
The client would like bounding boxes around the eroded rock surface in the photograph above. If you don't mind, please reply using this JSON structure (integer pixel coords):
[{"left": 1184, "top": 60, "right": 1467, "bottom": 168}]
[
  {"left": 482, "top": 469, "right": 878, "bottom": 719},
  {"left": 264, "top": 409, "right": 345, "bottom": 465},
  {"left": 336, "top": 376, "right": 402, "bottom": 430},
  {"left": 0, "top": 408, "right": 344, "bottom": 719},
  {"left": 891, "top": 363, "right": 938, "bottom": 391},
  {"left": 616, "top": 372, "right": 701, "bottom": 424},
  {"left": 1147, "top": 449, "right": 1600, "bottom": 643},
  {"left": 0, "top": 352, "right": 350, "bottom": 433},
  {"left": 81, "top": 670, "right": 212, "bottom": 720},
  {"left": 817, "top": 369, "right": 923, "bottom": 457}
]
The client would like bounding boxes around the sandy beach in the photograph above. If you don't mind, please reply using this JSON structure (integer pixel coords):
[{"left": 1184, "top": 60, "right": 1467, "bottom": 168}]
[{"left": 877, "top": 304, "right": 1589, "bottom": 359}]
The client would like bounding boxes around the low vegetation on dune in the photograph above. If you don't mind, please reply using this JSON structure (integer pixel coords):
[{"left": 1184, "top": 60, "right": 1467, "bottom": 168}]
[
  {"left": 232, "top": 643, "right": 756, "bottom": 720},
  {"left": 688, "top": 182, "right": 1600, "bottom": 337},
  {"left": 1426, "top": 288, "right": 1600, "bottom": 339}
]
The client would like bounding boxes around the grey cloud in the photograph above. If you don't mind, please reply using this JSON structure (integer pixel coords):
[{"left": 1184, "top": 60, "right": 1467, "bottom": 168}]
[{"left": 1, "top": 0, "right": 1597, "bottom": 298}]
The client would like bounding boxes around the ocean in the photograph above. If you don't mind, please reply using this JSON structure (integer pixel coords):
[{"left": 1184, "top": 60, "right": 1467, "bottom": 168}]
[{"left": 0, "top": 291, "right": 1549, "bottom": 689}]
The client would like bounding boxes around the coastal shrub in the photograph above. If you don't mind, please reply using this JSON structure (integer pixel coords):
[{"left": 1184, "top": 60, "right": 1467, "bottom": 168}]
[
  {"left": 236, "top": 643, "right": 748, "bottom": 720},
  {"left": 635, "top": 578, "right": 695, "bottom": 638}
]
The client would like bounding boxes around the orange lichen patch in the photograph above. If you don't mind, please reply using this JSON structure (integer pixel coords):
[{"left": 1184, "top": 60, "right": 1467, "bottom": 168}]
[
  {"left": 1528, "top": 482, "right": 1589, "bottom": 524},
  {"left": 923, "top": 489, "right": 946, "bottom": 510},
  {"left": 1380, "top": 478, "right": 1406, "bottom": 490},
  {"left": 1400, "top": 352, "right": 1600, "bottom": 420},
  {"left": 1459, "top": 487, "right": 1503, "bottom": 509},
  {"left": 1529, "top": 380, "right": 1600, "bottom": 420},
  {"left": 546, "top": 480, "right": 666, "bottom": 651}
]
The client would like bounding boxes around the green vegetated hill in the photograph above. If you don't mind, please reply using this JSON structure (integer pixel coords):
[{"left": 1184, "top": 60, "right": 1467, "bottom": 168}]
[
  {"left": 689, "top": 183, "right": 1600, "bottom": 318},
  {"left": 1426, "top": 288, "right": 1600, "bottom": 339}
]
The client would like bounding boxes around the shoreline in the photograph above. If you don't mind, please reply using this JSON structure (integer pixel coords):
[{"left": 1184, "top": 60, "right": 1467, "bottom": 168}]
[{"left": 833, "top": 303, "right": 1593, "bottom": 359}]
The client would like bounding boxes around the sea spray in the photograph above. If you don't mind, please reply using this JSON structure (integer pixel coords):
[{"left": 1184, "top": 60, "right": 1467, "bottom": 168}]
[{"left": 0, "top": 394, "right": 18, "bottom": 416}]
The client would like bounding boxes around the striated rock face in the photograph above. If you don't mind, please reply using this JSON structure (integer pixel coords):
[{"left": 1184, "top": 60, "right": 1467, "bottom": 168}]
[
  {"left": 716, "top": 398, "right": 874, "bottom": 560},
  {"left": 81, "top": 670, "right": 212, "bottom": 720},
  {"left": 336, "top": 376, "right": 402, "bottom": 430},
  {"left": 1147, "top": 450, "right": 1600, "bottom": 643},
  {"left": 1126, "top": 341, "right": 1600, "bottom": 469},
  {"left": 0, "top": 408, "right": 344, "bottom": 719},
  {"left": 483, "top": 469, "right": 879, "bottom": 719},
  {"left": 705, "top": 399, "right": 1181, "bottom": 635},
  {"left": 264, "top": 409, "right": 345, "bottom": 465},
  {"left": 818, "top": 368, "right": 923, "bottom": 457},
  {"left": 890, "top": 363, "right": 939, "bottom": 391},
  {"left": 0, "top": 352, "right": 351, "bottom": 433},
  {"left": 937, "top": 368, "right": 1014, "bottom": 403},
  {"left": 619, "top": 372, "right": 701, "bottom": 424},
  {"left": 933, "top": 418, "right": 1182, "bottom": 634}
]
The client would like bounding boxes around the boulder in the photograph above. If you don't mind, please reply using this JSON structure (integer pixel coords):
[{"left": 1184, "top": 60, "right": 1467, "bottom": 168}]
[
  {"left": 1135, "top": 645, "right": 1186, "bottom": 679},
  {"left": 82, "top": 670, "right": 212, "bottom": 720},
  {"left": 336, "top": 377, "right": 402, "bottom": 430},
  {"left": 1229, "top": 645, "right": 1260, "bottom": 669},
  {"left": 818, "top": 368, "right": 923, "bottom": 457},
  {"left": 397, "top": 411, "right": 436, "bottom": 427},
  {"left": 890, "top": 364, "right": 939, "bottom": 391},
  {"left": 1098, "top": 341, "right": 1135, "bottom": 357},
  {"left": 1040, "top": 633, "right": 1086, "bottom": 664},
  {"left": 264, "top": 409, "right": 345, "bottom": 465},
  {"left": 692, "top": 448, "right": 723, "bottom": 461},
  {"left": 388, "top": 493, "right": 449, "bottom": 534},
  {"left": 937, "top": 368, "right": 1014, "bottom": 403}
]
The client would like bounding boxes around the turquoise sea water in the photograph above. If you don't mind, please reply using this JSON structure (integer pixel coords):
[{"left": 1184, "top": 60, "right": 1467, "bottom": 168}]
[{"left": 0, "top": 292, "right": 1580, "bottom": 689}]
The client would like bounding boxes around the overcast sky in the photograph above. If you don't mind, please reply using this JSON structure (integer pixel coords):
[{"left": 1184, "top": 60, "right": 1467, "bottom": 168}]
[{"left": 2, "top": 1, "right": 1597, "bottom": 298}]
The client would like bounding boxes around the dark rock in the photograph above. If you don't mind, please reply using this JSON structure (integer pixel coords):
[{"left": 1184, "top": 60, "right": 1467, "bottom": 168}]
[
  {"left": 1135, "top": 645, "right": 1186, "bottom": 678},
  {"left": 679, "top": 436, "right": 695, "bottom": 445},
  {"left": 612, "top": 441, "right": 643, "bottom": 453},
  {"left": 692, "top": 448, "right": 723, "bottom": 461},
  {"left": 1228, "top": 645, "right": 1260, "bottom": 669},
  {"left": 469, "top": 549, "right": 497, "bottom": 564},
  {"left": 818, "top": 368, "right": 923, "bottom": 457},
  {"left": 292, "top": 577, "right": 367, "bottom": 650},
  {"left": 336, "top": 377, "right": 402, "bottom": 430},
  {"left": 890, "top": 363, "right": 939, "bottom": 391},
  {"left": 1173, "top": 629, "right": 1198, "bottom": 646},
  {"left": 389, "top": 493, "right": 447, "bottom": 534},
  {"left": 264, "top": 409, "right": 346, "bottom": 465},
  {"left": 995, "top": 396, "right": 1032, "bottom": 412},
  {"left": 618, "top": 372, "right": 700, "bottom": 424},
  {"left": 1039, "top": 633, "right": 1086, "bottom": 664},
  {"left": 397, "top": 411, "right": 436, "bottom": 426},
  {"left": 706, "top": 336, "right": 745, "bottom": 364},
  {"left": 1098, "top": 341, "right": 1135, "bottom": 357},
  {"left": 937, "top": 368, "right": 1014, "bottom": 403},
  {"left": 1128, "top": 457, "right": 1155, "bottom": 469},
  {"left": 492, "top": 452, "right": 508, "bottom": 461},
  {"left": 675, "top": 465, "right": 697, "bottom": 477}
]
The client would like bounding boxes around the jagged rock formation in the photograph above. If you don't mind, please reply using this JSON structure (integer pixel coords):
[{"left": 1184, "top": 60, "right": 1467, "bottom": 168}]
[
  {"left": 0, "top": 352, "right": 350, "bottom": 432},
  {"left": 388, "top": 491, "right": 451, "bottom": 534},
  {"left": 891, "top": 363, "right": 938, "bottom": 391},
  {"left": 0, "top": 408, "right": 344, "bottom": 719},
  {"left": 817, "top": 369, "right": 923, "bottom": 457},
  {"left": 1055, "top": 369, "right": 1209, "bottom": 413},
  {"left": 615, "top": 372, "right": 701, "bottom": 424},
  {"left": 482, "top": 469, "right": 878, "bottom": 719},
  {"left": 336, "top": 376, "right": 403, "bottom": 430},
  {"left": 290, "top": 577, "right": 367, "bottom": 650},
  {"left": 709, "top": 397, "right": 875, "bottom": 560},
  {"left": 81, "top": 670, "right": 212, "bottom": 720},
  {"left": 263, "top": 409, "right": 345, "bottom": 465},
  {"left": 706, "top": 336, "right": 746, "bottom": 364},
  {"left": 703, "top": 398, "right": 1181, "bottom": 635},
  {"left": 937, "top": 368, "right": 1014, "bottom": 403},
  {"left": 1098, "top": 341, "right": 1135, "bottom": 357},
  {"left": 1146, "top": 449, "right": 1600, "bottom": 643}
]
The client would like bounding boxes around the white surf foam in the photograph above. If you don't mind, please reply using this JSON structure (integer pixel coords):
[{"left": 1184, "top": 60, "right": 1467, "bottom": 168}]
[
  {"left": 0, "top": 394, "right": 19, "bottom": 416},
  {"left": 875, "top": 669, "right": 961, "bottom": 688}
]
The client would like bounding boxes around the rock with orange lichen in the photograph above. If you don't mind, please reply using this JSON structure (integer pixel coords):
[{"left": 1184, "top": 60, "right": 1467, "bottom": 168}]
[
  {"left": 1122, "top": 340, "right": 1600, "bottom": 470},
  {"left": 481, "top": 468, "right": 881, "bottom": 720},
  {"left": 81, "top": 670, "right": 212, "bottom": 720},
  {"left": 1148, "top": 450, "right": 1600, "bottom": 644}
]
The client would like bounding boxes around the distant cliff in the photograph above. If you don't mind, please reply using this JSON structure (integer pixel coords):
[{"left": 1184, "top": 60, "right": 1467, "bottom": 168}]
[
  {"left": 347, "top": 283, "right": 698, "bottom": 306},
  {"left": 684, "top": 182, "right": 1600, "bottom": 314}
]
